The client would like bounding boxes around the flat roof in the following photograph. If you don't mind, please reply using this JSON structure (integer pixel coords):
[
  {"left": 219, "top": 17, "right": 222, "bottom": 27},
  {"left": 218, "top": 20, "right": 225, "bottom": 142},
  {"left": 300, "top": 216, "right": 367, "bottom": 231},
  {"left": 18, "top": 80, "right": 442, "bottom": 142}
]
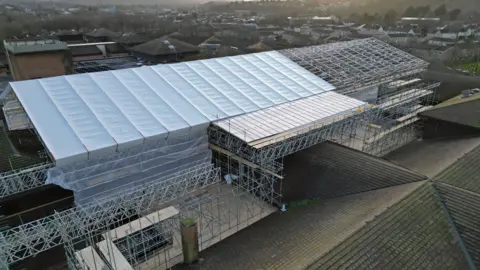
[
  {"left": 4, "top": 40, "right": 68, "bottom": 54},
  {"left": 11, "top": 51, "right": 335, "bottom": 167},
  {"left": 214, "top": 91, "right": 367, "bottom": 148}
]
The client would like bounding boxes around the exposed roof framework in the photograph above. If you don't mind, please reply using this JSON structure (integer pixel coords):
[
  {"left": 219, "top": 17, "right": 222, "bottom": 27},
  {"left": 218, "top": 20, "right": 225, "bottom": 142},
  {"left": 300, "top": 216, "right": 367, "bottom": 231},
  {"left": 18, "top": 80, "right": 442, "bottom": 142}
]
[
  {"left": 10, "top": 51, "right": 335, "bottom": 166},
  {"left": 214, "top": 91, "right": 367, "bottom": 149},
  {"left": 281, "top": 38, "right": 429, "bottom": 92}
]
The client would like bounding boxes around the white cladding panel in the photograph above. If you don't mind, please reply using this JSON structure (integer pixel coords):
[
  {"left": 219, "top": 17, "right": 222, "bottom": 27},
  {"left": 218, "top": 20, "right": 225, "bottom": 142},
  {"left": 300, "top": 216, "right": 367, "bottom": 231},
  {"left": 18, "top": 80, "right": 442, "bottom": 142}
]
[
  {"left": 215, "top": 91, "right": 366, "bottom": 144},
  {"left": 38, "top": 77, "right": 117, "bottom": 158},
  {"left": 12, "top": 80, "right": 88, "bottom": 166},
  {"left": 11, "top": 51, "right": 335, "bottom": 166}
]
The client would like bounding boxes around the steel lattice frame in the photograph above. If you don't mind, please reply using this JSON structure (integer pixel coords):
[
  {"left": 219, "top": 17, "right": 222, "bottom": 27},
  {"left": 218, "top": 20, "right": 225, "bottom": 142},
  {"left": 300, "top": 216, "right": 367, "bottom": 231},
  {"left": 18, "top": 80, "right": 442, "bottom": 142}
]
[
  {"left": 0, "top": 162, "right": 219, "bottom": 266},
  {"left": 209, "top": 114, "right": 363, "bottom": 166},
  {"left": 281, "top": 38, "right": 429, "bottom": 92},
  {"left": 0, "top": 162, "right": 53, "bottom": 198},
  {"left": 344, "top": 79, "right": 440, "bottom": 156},
  {"left": 63, "top": 152, "right": 278, "bottom": 270},
  {"left": 0, "top": 38, "right": 441, "bottom": 269}
]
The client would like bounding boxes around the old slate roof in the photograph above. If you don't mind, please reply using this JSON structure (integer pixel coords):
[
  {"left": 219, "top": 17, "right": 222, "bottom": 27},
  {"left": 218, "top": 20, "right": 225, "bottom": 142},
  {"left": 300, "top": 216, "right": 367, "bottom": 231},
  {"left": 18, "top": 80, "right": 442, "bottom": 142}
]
[
  {"left": 434, "top": 144, "right": 480, "bottom": 267},
  {"left": 113, "top": 33, "right": 151, "bottom": 45},
  {"left": 419, "top": 92, "right": 480, "bottom": 129},
  {"left": 308, "top": 183, "right": 470, "bottom": 270},
  {"left": 131, "top": 36, "right": 200, "bottom": 56},
  {"left": 201, "top": 36, "right": 222, "bottom": 45},
  {"left": 247, "top": 41, "right": 272, "bottom": 51},
  {"left": 281, "top": 141, "right": 427, "bottom": 201},
  {"left": 434, "top": 143, "right": 480, "bottom": 193},
  {"left": 85, "top": 28, "right": 120, "bottom": 38}
]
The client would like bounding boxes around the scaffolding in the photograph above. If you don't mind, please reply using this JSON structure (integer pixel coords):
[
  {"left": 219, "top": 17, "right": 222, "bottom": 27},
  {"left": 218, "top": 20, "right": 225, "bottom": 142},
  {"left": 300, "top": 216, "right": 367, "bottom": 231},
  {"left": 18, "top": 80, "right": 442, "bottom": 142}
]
[
  {"left": 344, "top": 78, "right": 440, "bottom": 156},
  {"left": 281, "top": 38, "right": 429, "bottom": 93},
  {"left": 281, "top": 38, "right": 439, "bottom": 156},
  {"left": 0, "top": 151, "right": 281, "bottom": 269},
  {"left": 0, "top": 38, "right": 442, "bottom": 269},
  {"left": 62, "top": 150, "right": 278, "bottom": 270},
  {"left": 0, "top": 162, "right": 52, "bottom": 198},
  {"left": 0, "top": 162, "right": 217, "bottom": 266}
]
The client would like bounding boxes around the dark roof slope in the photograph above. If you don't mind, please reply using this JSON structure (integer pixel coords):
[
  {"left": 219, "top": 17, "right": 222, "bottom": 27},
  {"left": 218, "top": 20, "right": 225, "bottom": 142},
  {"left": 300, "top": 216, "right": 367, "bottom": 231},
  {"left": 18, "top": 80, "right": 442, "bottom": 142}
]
[
  {"left": 433, "top": 143, "right": 480, "bottom": 268},
  {"left": 247, "top": 41, "right": 272, "bottom": 51},
  {"left": 434, "top": 143, "right": 480, "bottom": 193},
  {"left": 113, "top": 33, "right": 150, "bottom": 45},
  {"left": 436, "top": 182, "right": 480, "bottom": 268},
  {"left": 131, "top": 36, "right": 200, "bottom": 56},
  {"left": 201, "top": 36, "right": 222, "bottom": 45},
  {"left": 281, "top": 141, "right": 427, "bottom": 201},
  {"left": 419, "top": 93, "right": 480, "bottom": 129},
  {"left": 69, "top": 45, "right": 103, "bottom": 57},
  {"left": 85, "top": 28, "right": 120, "bottom": 38},
  {"left": 308, "top": 183, "right": 470, "bottom": 270}
]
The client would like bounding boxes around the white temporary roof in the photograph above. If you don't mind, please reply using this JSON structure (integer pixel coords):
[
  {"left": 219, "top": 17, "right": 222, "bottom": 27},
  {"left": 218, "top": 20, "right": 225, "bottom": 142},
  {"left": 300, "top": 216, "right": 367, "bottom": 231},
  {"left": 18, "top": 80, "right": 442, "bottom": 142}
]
[
  {"left": 214, "top": 91, "right": 367, "bottom": 148},
  {"left": 10, "top": 51, "right": 335, "bottom": 166}
]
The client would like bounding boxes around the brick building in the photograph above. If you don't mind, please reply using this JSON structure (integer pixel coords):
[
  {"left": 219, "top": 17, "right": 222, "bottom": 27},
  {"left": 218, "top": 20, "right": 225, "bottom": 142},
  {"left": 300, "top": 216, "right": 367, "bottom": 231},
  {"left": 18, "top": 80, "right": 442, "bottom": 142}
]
[{"left": 3, "top": 39, "right": 73, "bottom": 81}]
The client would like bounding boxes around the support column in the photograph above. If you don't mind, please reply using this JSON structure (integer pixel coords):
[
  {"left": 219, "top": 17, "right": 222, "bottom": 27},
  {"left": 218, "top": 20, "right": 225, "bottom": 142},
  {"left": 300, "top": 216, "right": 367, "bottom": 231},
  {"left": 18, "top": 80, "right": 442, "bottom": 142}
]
[{"left": 181, "top": 219, "right": 199, "bottom": 264}]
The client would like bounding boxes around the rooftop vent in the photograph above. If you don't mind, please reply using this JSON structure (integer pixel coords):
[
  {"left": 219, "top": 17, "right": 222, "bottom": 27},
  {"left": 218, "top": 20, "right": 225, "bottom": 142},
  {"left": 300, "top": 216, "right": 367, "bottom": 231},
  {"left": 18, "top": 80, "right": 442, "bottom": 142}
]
[{"left": 162, "top": 40, "right": 170, "bottom": 45}]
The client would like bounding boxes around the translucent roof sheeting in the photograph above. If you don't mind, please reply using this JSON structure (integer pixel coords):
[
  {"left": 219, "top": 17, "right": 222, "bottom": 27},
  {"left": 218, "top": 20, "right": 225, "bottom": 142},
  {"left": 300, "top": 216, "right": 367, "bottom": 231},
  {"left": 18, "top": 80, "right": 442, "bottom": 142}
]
[
  {"left": 281, "top": 38, "right": 429, "bottom": 91},
  {"left": 214, "top": 91, "right": 367, "bottom": 148},
  {"left": 11, "top": 51, "right": 335, "bottom": 167}
]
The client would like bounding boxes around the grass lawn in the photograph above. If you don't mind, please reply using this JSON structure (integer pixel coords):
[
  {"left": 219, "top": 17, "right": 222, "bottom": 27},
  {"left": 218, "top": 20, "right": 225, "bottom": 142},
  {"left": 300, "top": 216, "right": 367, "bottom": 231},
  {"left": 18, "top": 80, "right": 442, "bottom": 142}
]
[{"left": 456, "top": 62, "right": 480, "bottom": 75}]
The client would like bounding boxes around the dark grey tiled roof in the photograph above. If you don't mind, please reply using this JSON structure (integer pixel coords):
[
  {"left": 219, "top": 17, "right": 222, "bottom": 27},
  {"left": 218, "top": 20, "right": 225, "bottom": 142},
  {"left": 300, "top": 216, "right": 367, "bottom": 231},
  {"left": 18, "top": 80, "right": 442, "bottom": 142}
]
[
  {"left": 434, "top": 143, "right": 480, "bottom": 193},
  {"left": 433, "top": 143, "right": 480, "bottom": 268},
  {"left": 85, "top": 28, "right": 120, "bottom": 38},
  {"left": 113, "top": 33, "right": 151, "bottom": 45},
  {"left": 436, "top": 182, "right": 480, "bottom": 268},
  {"left": 309, "top": 183, "right": 470, "bottom": 270},
  {"left": 281, "top": 141, "right": 427, "bottom": 201},
  {"left": 419, "top": 95, "right": 480, "bottom": 129},
  {"left": 131, "top": 36, "right": 200, "bottom": 56}
]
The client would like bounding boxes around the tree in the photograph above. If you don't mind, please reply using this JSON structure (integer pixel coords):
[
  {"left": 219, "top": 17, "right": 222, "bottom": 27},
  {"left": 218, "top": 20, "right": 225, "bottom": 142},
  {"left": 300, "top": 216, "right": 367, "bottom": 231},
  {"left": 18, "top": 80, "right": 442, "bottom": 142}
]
[
  {"left": 373, "top": 13, "right": 383, "bottom": 24},
  {"left": 449, "top": 9, "right": 462, "bottom": 20},
  {"left": 434, "top": 4, "right": 447, "bottom": 17},
  {"left": 348, "top": 12, "right": 362, "bottom": 22},
  {"left": 403, "top": 6, "right": 417, "bottom": 17},
  {"left": 416, "top": 5, "right": 431, "bottom": 17},
  {"left": 361, "top": 13, "right": 374, "bottom": 24},
  {"left": 384, "top": 10, "right": 398, "bottom": 25}
]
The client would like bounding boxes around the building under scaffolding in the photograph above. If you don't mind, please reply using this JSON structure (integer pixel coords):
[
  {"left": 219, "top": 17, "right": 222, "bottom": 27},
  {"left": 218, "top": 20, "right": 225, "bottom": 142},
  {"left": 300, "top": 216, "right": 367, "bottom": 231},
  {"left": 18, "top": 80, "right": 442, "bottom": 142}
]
[
  {"left": 282, "top": 38, "right": 439, "bottom": 156},
  {"left": 0, "top": 39, "right": 438, "bottom": 269}
]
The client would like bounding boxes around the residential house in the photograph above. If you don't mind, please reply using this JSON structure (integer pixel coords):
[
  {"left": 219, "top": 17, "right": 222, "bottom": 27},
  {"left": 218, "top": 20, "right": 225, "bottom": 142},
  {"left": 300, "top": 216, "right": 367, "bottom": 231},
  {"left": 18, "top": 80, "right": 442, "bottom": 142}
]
[
  {"left": 282, "top": 31, "right": 316, "bottom": 47},
  {"left": 288, "top": 17, "right": 309, "bottom": 28},
  {"left": 300, "top": 24, "right": 312, "bottom": 35},
  {"left": 84, "top": 28, "right": 120, "bottom": 42},
  {"left": 55, "top": 30, "right": 84, "bottom": 44},
  {"left": 428, "top": 37, "right": 457, "bottom": 46},
  {"left": 402, "top": 43, "right": 455, "bottom": 62},
  {"left": 384, "top": 33, "right": 417, "bottom": 46},
  {"left": 69, "top": 45, "right": 104, "bottom": 61},
  {"left": 113, "top": 33, "right": 151, "bottom": 50},
  {"left": 246, "top": 41, "right": 272, "bottom": 53},
  {"left": 131, "top": 36, "right": 200, "bottom": 63},
  {"left": 400, "top": 17, "right": 441, "bottom": 27},
  {"left": 310, "top": 16, "right": 339, "bottom": 26},
  {"left": 199, "top": 36, "right": 222, "bottom": 50}
]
